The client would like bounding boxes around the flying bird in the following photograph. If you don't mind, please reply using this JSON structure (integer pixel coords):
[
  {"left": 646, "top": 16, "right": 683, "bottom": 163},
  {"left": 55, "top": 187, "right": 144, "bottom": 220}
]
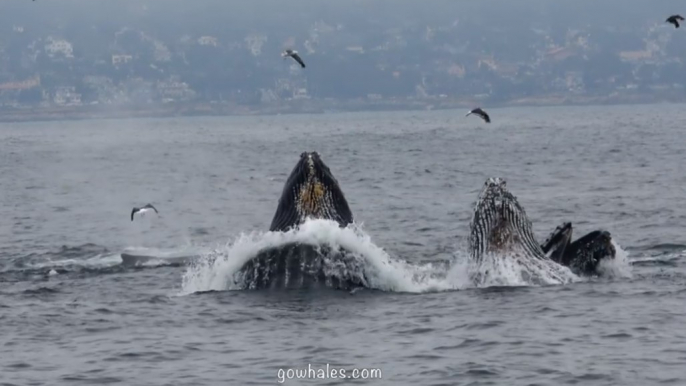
[
  {"left": 282, "top": 49, "right": 306, "bottom": 68},
  {"left": 131, "top": 203, "right": 159, "bottom": 221},
  {"left": 667, "top": 15, "right": 684, "bottom": 28},
  {"left": 466, "top": 107, "right": 491, "bottom": 123}
]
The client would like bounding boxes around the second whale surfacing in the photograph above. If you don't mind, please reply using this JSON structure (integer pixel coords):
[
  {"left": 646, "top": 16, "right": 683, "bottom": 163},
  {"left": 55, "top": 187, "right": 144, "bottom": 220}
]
[
  {"left": 467, "top": 178, "right": 575, "bottom": 285},
  {"left": 468, "top": 178, "right": 617, "bottom": 285},
  {"left": 234, "top": 152, "right": 370, "bottom": 290}
]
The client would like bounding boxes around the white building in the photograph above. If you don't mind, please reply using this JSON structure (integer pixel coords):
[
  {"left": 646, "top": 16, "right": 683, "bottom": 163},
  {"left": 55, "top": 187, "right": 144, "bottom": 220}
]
[
  {"left": 198, "top": 36, "right": 219, "bottom": 47},
  {"left": 44, "top": 37, "right": 74, "bottom": 58}
]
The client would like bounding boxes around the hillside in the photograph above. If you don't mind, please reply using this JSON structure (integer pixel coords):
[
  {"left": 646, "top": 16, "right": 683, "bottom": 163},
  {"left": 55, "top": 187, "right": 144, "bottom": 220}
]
[{"left": 1, "top": 0, "right": 685, "bottom": 119}]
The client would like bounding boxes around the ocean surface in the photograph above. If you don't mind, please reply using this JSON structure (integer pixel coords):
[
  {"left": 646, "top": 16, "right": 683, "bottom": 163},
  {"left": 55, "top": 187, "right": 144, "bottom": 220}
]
[{"left": 1, "top": 104, "right": 685, "bottom": 385}]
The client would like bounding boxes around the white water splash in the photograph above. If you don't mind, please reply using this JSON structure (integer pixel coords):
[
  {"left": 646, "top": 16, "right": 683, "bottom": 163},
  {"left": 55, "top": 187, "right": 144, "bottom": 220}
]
[
  {"left": 180, "top": 219, "right": 458, "bottom": 295},
  {"left": 179, "top": 219, "right": 597, "bottom": 295},
  {"left": 462, "top": 249, "right": 580, "bottom": 287},
  {"left": 597, "top": 239, "right": 632, "bottom": 279}
]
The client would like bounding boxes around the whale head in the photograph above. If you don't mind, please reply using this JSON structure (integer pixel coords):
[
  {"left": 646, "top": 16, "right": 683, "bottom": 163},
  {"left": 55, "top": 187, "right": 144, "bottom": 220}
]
[
  {"left": 469, "top": 177, "right": 542, "bottom": 261},
  {"left": 269, "top": 151, "right": 353, "bottom": 232}
]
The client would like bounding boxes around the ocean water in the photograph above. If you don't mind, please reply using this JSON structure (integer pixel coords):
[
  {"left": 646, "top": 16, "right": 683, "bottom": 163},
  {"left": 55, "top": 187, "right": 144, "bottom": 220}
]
[{"left": 1, "top": 104, "right": 686, "bottom": 385}]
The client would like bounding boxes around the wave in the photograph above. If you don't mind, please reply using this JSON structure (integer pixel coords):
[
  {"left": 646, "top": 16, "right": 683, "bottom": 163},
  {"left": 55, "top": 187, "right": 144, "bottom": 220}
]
[
  {"left": 180, "top": 219, "right": 603, "bottom": 295},
  {"left": 630, "top": 258, "right": 681, "bottom": 267},
  {"left": 626, "top": 243, "right": 686, "bottom": 252},
  {"left": 0, "top": 244, "right": 205, "bottom": 282},
  {"left": 6, "top": 243, "right": 112, "bottom": 266},
  {"left": 119, "top": 247, "right": 202, "bottom": 268}
]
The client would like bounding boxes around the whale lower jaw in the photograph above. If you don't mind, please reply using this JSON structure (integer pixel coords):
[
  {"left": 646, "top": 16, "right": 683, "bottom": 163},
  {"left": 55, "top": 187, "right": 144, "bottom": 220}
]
[{"left": 234, "top": 243, "right": 369, "bottom": 290}]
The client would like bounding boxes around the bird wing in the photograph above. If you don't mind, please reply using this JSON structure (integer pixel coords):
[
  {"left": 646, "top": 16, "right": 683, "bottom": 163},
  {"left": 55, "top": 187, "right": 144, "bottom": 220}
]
[
  {"left": 677, "top": 20, "right": 681, "bottom": 28},
  {"left": 131, "top": 208, "right": 137, "bottom": 221},
  {"left": 466, "top": 108, "right": 480, "bottom": 117},
  {"left": 291, "top": 53, "right": 306, "bottom": 68},
  {"left": 468, "top": 108, "right": 490, "bottom": 123},
  {"left": 145, "top": 203, "right": 159, "bottom": 213},
  {"left": 678, "top": 15, "right": 685, "bottom": 20}
]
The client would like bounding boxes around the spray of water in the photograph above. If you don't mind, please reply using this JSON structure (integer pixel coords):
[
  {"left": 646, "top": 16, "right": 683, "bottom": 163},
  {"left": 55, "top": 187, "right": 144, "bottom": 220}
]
[
  {"left": 180, "top": 219, "right": 618, "bottom": 295},
  {"left": 597, "top": 239, "right": 632, "bottom": 278},
  {"left": 180, "top": 219, "right": 455, "bottom": 294},
  {"left": 464, "top": 248, "right": 580, "bottom": 287}
]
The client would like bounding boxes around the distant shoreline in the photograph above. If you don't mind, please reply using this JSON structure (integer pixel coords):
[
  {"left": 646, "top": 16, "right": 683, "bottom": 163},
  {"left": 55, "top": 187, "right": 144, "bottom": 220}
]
[{"left": 0, "top": 94, "right": 683, "bottom": 123}]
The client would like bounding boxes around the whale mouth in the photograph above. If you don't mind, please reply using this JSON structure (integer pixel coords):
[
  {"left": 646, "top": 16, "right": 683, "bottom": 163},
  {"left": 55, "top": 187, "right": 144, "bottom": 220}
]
[
  {"left": 269, "top": 151, "right": 354, "bottom": 232},
  {"left": 595, "top": 232, "right": 616, "bottom": 259},
  {"left": 469, "top": 177, "right": 541, "bottom": 260},
  {"left": 296, "top": 152, "right": 329, "bottom": 219},
  {"left": 567, "top": 230, "right": 616, "bottom": 270},
  {"left": 239, "top": 152, "right": 360, "bottom": 290},
  {"left": 541, "top": 222, "right": 573, "bottom": 262}
]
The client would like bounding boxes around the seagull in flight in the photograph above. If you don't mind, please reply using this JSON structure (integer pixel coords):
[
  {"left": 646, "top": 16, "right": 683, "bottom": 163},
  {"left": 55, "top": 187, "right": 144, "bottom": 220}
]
[
  {"left": 282, "top": 49, "right": 306, "bottom": 68},
  {"left": 131, "top": 203, "right": 159, "bottom": 221},
  {"left": 466, "top": 107, "right": 491, "bottom": 123},
  {"left": 667, "top": 15, "right": 684, "bottom": 28}
]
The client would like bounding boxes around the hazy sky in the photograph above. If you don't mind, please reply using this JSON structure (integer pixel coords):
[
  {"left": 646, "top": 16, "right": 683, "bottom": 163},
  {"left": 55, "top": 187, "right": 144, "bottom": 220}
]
[{"left": 1, "top": 0, "right": 683, "bottom": 30}]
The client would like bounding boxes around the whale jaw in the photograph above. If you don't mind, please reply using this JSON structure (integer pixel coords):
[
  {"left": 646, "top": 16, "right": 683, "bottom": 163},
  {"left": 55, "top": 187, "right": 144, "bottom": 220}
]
[
  {"left": 269, "top": 152, "right": 353, "bottom": 232},
  {"left": 469, "top": 178, "right": 543, "bottom": 262},
  {"left": 234, "top": 243, "right": 369, "bottom": 290}
]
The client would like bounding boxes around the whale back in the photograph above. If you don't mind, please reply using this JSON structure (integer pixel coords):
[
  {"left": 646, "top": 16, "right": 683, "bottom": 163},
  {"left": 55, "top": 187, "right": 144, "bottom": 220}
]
[
  {"left": 269, "top": 152, "right": 353, "bottom": 232},
  {"left": 469, "top": 178, "right": 545, "bottom": 262}
]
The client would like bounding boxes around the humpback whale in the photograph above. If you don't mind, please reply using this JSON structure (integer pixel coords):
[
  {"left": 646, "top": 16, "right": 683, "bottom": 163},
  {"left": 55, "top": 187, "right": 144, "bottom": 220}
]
[
  {"left": 470, "top": 178, "right": 544, "bottom": 262},
  {"left": 235, "top": 152, "right": 368, "bottom": 290},
  {"left": 468, "top": 178, "right": 573, "bottom": 284},
  {"left": 540, "top": 222, "right": 616, "bottom": 276},
  {"left": 268, "top": 151, "right": 353, "bottom": 232}
]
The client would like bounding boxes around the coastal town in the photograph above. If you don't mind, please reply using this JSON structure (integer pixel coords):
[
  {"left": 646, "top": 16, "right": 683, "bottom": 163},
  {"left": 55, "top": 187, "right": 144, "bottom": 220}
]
[{"left": 1, "top": 1, "right": 685, "bottom": 121}]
